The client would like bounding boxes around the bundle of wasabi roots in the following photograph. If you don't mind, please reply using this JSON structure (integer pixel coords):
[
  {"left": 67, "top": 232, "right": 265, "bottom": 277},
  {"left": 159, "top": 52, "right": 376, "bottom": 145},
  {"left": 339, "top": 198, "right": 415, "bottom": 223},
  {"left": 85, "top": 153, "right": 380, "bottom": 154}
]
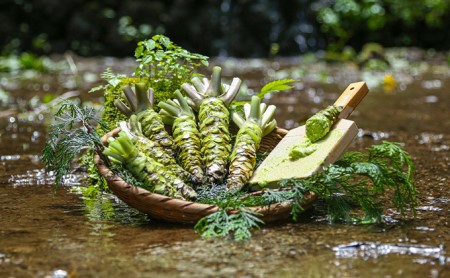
[{"left": 103, "top": 66, "right": 277, "bottom": 201}]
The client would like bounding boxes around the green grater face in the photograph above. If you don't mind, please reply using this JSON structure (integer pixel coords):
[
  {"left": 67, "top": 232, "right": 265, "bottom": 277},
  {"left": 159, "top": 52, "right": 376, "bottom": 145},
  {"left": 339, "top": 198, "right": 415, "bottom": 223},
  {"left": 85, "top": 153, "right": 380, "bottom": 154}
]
[{"left": 250, "top": 119, "right": 358, "bottom": 190}]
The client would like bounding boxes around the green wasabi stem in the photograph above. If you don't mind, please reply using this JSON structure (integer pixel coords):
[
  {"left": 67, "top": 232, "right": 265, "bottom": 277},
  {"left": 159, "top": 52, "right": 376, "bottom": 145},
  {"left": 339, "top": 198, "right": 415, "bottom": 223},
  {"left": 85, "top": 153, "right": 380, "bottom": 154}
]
[
  {"left": 306, "top": 105, "right": 342, "bottom": 143},
  {"left": 181, "top": 66, "right": 242, "bottom": 184},
  {"left": 119, "top": 119, "right": 194, "bottom": 183},
  {"left": 198, "top": 98, "right": 232, "bottom": 183},
  {"left": 289, "top": 137, "right": 318, "bottom": 160},
  {"left": 158, "top": 90, "right": 205, "bottom": 184},
  {"left": 103, "top": 132, "right": 197, "bottom": 200},
  {"left": 228, "top": 96, "right": 277, "bottom": 192},
  {"left": 114, "top": 83, "right": 175, "bottom": 156}
]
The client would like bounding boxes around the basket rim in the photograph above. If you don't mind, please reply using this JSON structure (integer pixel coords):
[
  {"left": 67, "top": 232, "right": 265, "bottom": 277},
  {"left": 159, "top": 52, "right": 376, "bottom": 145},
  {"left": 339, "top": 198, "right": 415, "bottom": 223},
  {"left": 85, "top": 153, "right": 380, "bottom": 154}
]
[{"left": 95, "top": 127, "right": 317, "bottom": 223}]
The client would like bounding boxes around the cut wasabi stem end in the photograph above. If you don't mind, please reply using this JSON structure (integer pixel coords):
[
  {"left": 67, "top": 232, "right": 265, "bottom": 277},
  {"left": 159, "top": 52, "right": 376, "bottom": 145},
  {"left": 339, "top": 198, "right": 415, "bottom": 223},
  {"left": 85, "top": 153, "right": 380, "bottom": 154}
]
[{"left": 305, "top": 105, "right": 342, "bottom": 143}]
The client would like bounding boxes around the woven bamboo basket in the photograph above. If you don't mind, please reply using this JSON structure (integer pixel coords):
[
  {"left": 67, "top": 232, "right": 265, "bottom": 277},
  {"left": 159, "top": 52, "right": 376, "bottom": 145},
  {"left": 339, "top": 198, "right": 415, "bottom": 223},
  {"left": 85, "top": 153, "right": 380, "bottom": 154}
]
[{"left": 94, "top": 127, "right": 317, "bottom": 224}]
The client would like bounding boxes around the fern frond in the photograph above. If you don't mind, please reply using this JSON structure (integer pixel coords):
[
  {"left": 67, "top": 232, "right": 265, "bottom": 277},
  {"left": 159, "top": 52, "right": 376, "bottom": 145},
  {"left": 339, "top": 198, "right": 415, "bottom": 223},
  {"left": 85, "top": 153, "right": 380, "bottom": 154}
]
[
  {"left": 194, "top": 208, "right": 264, "bottom": 241},
  {"left": 101, "top": 67, "right": 126, "bottom": 88},
  {"left": 42, "top": 101, "right": 107, "bottom": 188},
  {"left": 89, "top": 68, "right": 127, "bottom": 93},
  {"left": 261, "top": 189, "right": 294, "bottom": 205}
]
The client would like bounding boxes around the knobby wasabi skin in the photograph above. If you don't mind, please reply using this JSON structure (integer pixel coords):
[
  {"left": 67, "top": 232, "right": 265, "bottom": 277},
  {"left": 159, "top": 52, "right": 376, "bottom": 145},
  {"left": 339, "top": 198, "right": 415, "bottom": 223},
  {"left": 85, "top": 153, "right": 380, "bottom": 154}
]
[
  {"left": 136, "top": 108, "right": 175, "bottom": 156},
  {"left": 198, "top": 98, "right": 232, "bottom": 183},
  {"left": 120, "top": 117, "right": 193, "bottom": 183},
  {"left": 227, "top": 96, "right": 277, "bottom": 192},
  {"left": 181, "top": 66, "right": 242, "bottom": 184},
  {"left": 158, "top": 90, "right": 205, "bottom": 183},
  {"left": 114, "top": 83, "right": 175, "bottom": 157},
  {"left": 103, "top": 132, "right": 197, "bottom": 200},
  {"left": 305, "top": 105, "right": 342, "bottom": 143},
  {"left": 227, "top": 121, "right": 262, "bottom": 191},
  {"left": 173, "top": 116, "right": 204, "bottom": 183}
]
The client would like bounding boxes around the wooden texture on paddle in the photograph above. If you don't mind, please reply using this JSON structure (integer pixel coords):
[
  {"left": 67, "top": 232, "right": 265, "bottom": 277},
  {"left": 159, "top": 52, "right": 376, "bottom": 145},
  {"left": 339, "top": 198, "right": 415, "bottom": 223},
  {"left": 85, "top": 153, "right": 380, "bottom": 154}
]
[{"left": 250, "top": 82, "right": 369, "bottom": 188}]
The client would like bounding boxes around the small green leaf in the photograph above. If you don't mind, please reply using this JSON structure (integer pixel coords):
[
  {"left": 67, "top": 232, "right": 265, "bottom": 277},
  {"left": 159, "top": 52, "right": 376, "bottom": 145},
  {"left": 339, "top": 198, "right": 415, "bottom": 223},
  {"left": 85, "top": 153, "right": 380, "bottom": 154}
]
[
  {"left": 160, "top": 36, "right": 171, "bottom": 48},
  {"left": 155, "top": 50, "right": 165, "bottom": 60},
  {"left": 143, "top": 55, "right": 153, "bottom": 64},
  {"left": 109, "top": 78, "right": 121, "bottom": 88},
  {"left": 232, "top": 79, "right": 298, "bottom": 109},
  {"left": 143, "top": 39, "right": 156, "bottom": 51},
  {"left": 135, "top": 45, "right": 144, "bottom": 58},
  {"left": 260, "top": 79, "right": 297, "bottom": 96}
]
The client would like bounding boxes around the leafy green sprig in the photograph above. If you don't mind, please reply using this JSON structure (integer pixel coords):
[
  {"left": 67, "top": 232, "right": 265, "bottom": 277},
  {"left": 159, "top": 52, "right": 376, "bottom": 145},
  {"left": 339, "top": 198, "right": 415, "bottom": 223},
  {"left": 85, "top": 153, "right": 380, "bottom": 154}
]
[
  {"left": 193, "top": 183, "right": 268, "bottom": 240},
  {"left": 194, "top": 188, "right": 264, "bottom": 241},
  {"left": 134, "top": 35, "right": 208, "bottom": 93}
]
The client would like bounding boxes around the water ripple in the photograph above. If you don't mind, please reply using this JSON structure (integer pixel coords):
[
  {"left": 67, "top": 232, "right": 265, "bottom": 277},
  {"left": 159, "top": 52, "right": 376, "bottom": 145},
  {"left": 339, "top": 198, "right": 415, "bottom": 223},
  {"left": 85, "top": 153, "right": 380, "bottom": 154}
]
[
  {"left": 7, "top": 169, "right": 84, "bottom": 187},
  {"left": 333, "top": 241, "right": 447, "bottom": 264}
]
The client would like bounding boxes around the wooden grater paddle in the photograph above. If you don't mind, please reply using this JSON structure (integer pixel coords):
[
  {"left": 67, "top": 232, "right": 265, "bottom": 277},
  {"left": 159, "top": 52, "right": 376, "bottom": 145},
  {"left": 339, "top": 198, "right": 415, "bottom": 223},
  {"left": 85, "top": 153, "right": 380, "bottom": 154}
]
[{"left": 250, "top": 82, "right": 369, "bottom": 189}]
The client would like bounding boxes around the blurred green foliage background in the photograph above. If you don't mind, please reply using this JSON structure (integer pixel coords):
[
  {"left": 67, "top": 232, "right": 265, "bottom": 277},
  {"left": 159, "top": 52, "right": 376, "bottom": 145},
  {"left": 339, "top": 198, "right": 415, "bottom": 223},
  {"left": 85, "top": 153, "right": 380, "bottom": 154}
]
[{"left": 1, "top": 0, "right": 449, "bottom": 57}]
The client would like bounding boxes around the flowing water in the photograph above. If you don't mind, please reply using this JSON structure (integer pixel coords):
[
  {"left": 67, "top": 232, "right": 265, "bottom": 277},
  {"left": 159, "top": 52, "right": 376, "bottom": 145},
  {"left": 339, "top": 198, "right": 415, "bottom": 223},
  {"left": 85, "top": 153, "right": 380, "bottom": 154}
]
[{"left": 1, "top": 51, "right": 449, "bottom": 277}]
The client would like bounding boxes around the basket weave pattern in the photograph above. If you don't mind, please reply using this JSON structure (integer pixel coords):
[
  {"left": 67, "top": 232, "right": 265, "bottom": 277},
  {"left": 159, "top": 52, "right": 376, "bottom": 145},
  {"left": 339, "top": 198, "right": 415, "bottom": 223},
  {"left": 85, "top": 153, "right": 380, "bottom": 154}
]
[{"left": 94, "top": 127, "right": 316, "bottom": 224}]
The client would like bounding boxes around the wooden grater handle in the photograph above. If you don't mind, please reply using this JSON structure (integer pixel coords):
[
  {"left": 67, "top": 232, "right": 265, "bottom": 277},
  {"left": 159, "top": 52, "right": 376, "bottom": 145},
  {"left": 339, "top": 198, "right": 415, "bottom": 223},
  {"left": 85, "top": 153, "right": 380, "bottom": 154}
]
[{"left": 334, "top": 81, "right": 369, "bottom": 119}]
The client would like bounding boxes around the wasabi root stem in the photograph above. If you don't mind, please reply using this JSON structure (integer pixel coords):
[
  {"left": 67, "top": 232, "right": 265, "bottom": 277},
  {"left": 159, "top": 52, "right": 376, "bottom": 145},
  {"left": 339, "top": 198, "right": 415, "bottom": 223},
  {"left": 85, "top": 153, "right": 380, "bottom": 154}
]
[
  {"left": 103, "top": 132, "right": 197, "bottom": 200},
  {"left": 158, "top": 90, "right": 205, "bottom": 183},
  {"left": 306, "top": 105, "right": 342, "bottom": 143},
  {"left": 181, "top": 66, "right": 242, "bottom": 184},
  {"left": 228, "top": 96, "right": 277, "bottom": 192},
  {"left": 120, "top": 117, "right": 194, "bottom": 183},
  {"left": 114, "top": 83, "right": 175, "bottom": 156}
]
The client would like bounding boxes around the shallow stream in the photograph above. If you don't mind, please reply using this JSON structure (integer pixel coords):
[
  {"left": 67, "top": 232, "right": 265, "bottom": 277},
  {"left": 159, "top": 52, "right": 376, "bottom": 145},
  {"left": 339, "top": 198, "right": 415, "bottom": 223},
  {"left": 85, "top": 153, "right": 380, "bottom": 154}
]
[{"left": 1, "top": 51, "right": 449, "bottom": 277}]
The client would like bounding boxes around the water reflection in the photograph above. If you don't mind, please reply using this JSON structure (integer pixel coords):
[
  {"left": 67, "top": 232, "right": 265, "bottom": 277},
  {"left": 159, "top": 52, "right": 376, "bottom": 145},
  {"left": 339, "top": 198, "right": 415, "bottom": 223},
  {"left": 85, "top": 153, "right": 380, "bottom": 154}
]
[{"left": 333, "top": 241, "right": 445, "bottom": 262}]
